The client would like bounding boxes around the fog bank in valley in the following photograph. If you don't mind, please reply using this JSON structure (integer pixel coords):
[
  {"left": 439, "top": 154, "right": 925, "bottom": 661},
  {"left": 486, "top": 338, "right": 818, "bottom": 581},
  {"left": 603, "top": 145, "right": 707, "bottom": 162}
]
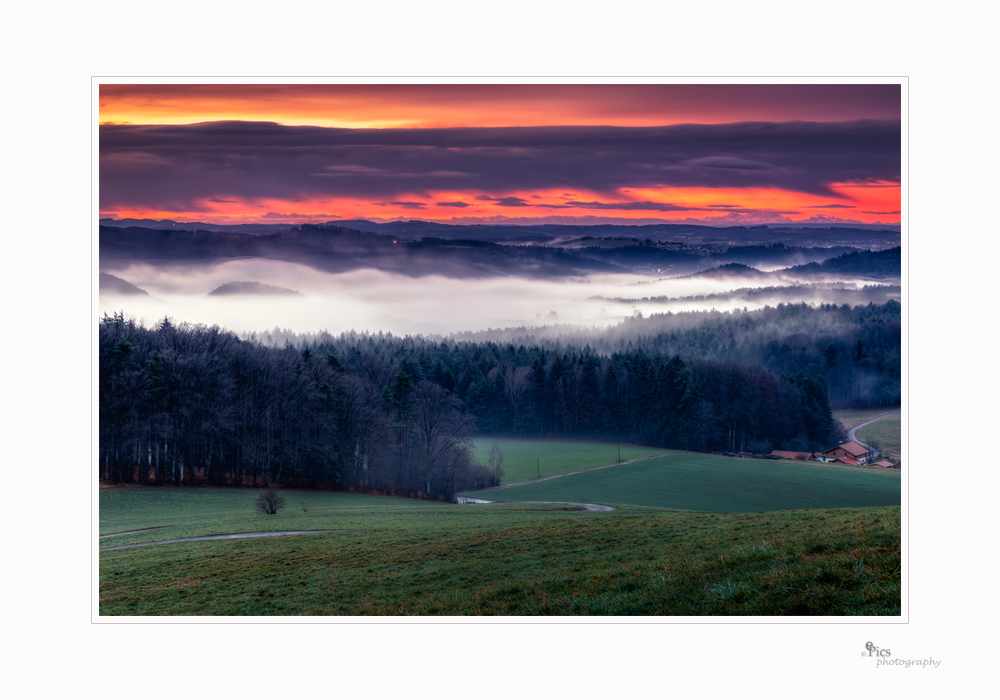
[{"left": 99, "top": 257, "right": 896, "bottom": 337}]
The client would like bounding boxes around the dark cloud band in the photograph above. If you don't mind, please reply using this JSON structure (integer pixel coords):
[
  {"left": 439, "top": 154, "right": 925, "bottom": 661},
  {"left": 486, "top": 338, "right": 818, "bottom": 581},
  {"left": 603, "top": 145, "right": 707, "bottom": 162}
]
[{"left": 100, "top": 120, "right": 901, "bottom": 210}]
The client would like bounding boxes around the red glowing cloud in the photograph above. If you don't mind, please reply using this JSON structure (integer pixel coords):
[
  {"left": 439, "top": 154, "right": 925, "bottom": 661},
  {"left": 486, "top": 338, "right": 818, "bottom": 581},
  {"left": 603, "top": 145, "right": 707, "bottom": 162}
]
[
  {"left": 100, "top": 181, "right": 901, "bottom": 226},
  {"left": 98, "top": 85, "right": 900, "bottom": 226}
]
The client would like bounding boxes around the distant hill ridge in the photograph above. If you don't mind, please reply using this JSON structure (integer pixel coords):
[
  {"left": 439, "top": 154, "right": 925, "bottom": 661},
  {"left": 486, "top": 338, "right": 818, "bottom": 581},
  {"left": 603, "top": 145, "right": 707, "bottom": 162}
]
[
  {"left": 208, "top": 281, "right": 302, "bottom": 296},
  {"left": 99, "top": 217, "right": 901, "bottom": 245},
  {"left": 783, "top": 247, "right": 901, "bottom": 278},
  {"left": 99, "top": 223, "right": 900, "bottom": 280},
  {"left": 679, "top": 262, "right": 777, "bottom": 280},
  {"left": 99, "top": 224, "right": 625, "bottom": 279},
  {"left": 99, "top": 272, "right": 148, "bottom": 295}
]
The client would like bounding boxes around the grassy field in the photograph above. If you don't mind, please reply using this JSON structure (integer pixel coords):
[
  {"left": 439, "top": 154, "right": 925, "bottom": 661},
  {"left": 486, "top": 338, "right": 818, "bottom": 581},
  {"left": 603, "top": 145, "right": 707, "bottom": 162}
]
[
  {"left": 857, "top": 416, "right": 902, "bottom": 465},
  {"left": 470, "top": 453, "right": 900, "bottom": 512},
  {"left": 833, "top": 408, "right": 900, "bottom": 430},
  {"left": 471, "top": 438, "right": 669, "bottom": 485},
  {"left": 99, "top": 487, "right": 899, "bottom": 616},
  {"left": 100, "top": 487, "right": 442, "bottom": 547}
]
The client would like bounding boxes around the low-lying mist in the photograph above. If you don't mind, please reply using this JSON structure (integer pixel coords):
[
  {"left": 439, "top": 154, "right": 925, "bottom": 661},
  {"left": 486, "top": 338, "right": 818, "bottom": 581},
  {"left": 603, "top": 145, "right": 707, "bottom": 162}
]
[
  {"left": 594, "top": 282, "right": 900, "bottom": 311},
  {"left": 98, "top": 258, "right": 894, "bottom": 336}
]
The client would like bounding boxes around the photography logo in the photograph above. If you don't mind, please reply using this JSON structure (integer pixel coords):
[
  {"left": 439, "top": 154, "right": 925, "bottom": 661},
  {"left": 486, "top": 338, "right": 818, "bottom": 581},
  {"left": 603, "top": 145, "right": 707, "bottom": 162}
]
[
  {"left": 862, "top": 642, "right": 942, "bottom": 668},
  {"left": 863, "top": 641, "right": 891, "bottom": 658}
]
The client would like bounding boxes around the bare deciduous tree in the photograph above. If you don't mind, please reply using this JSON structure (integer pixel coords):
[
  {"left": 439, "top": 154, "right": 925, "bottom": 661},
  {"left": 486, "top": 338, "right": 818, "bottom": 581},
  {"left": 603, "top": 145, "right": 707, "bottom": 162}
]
[
  {"left": 255, "top": 488, "right": 286, "bottom": 515},
  {"left": 413, "top": 380, "right": 474, "bottom": 499},
  {"left": 488, "top": 441, "right": 504, "bottom": 485},
  {"left": 864, "top": 435, "right": 882, "bottom": 460}
]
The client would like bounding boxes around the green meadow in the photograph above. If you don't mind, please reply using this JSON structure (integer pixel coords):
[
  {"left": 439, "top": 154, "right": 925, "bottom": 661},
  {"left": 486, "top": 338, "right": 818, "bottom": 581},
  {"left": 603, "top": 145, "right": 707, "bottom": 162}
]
[
  {"left": 99, "top": 487, "right": 899, "bottom": 616},
  {"left": 832, "top": 408, "right": 899, "bottom": 430},
  {"left": 857, "top": 416, "right": 902, "bottom": 464},
  {"left": 100, "top": 487, "right": 441, "bottom": 548},
  {"left": 471, "top": 438, "right": 669, "bottom": 485},
  {"left": 469, "top": 453, "right": 900, "bottom": 512}
]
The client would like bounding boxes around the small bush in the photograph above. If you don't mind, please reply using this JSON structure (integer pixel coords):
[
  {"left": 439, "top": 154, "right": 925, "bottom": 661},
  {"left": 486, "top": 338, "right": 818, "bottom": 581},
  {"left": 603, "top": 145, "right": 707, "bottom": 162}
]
[
  {"left": 255, "top": 488, "right": 286, "bottom": 515},
  {"left": 463, "top": 463, "right": 500, "bottom": 490}
]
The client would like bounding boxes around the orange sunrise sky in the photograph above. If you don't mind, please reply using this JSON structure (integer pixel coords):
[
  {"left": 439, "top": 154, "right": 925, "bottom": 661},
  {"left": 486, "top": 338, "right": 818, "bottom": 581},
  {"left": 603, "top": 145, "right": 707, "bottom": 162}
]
[{"left": 99, "top": 84, "right": 901, "bottom": 226}]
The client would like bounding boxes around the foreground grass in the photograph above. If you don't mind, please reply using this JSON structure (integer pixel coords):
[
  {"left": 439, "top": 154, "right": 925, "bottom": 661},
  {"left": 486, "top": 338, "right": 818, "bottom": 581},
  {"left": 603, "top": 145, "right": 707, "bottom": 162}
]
[
  {"left": 857, "top": 416, "right": 902, "bottom": 465},
  {"left": 99, "top": 501, "right": 900, "bottom": 616},
  {"left": 471, "top": 453, "right": 900, "bottom": 512},
  {"left": 471, "top": 438, "right": 669, "bottom": 485}
]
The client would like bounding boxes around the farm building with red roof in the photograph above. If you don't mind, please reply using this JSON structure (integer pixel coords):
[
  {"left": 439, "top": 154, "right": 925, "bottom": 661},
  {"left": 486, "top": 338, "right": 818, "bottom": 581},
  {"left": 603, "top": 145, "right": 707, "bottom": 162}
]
[
  {"left": 820, "top": 442, "right": 872, "bottom": 464},
  {"left": 833, "top": 456, "right": 862, "bottom": 466}
]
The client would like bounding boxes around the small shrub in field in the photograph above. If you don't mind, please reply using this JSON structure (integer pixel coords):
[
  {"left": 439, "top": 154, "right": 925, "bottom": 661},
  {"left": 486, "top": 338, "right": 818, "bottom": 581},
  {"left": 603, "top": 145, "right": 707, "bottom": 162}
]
[
  {"left": 255, "top": 488, "right": 286, "bottom": 515},
  {"left": 465, "top": 463, "right": 499, "bottom": 490}
]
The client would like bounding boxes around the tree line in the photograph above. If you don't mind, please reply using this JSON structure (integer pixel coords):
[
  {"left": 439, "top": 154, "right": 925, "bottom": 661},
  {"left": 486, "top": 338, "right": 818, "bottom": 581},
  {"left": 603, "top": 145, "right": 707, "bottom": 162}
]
[{"left": 100, "top": 309, "right": 853, "bottom": 494}]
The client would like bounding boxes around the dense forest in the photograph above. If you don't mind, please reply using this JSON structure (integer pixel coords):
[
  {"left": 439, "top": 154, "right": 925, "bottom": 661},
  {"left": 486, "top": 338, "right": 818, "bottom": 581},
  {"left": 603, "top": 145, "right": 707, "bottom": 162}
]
[
  {"left": 97, "top": 302, "right": 896, "bottom": 494},
  {"left": 102, "top": 313, "right": 479, "bottom": 497},
  {"left": 272, "top": 301, "right": 902, "bottom": 408}
]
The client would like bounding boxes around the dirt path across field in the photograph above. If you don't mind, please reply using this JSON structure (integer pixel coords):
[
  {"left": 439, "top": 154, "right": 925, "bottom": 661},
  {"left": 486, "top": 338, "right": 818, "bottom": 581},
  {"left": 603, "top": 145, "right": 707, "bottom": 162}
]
[
  {"left": 100, "top": 527, "right": 168, "bottom": 538},
  {"left": 847, "top": 409, "right": 900, "bottom": 452},
  {"left": 100, "top": 530, "right": 340, "bottom": 552},
  {"left": 461, "top": 452, "right": 670, "bottom": 496},
  {"left": 455, "top": 498, "right": 615, "bottom": 511}
]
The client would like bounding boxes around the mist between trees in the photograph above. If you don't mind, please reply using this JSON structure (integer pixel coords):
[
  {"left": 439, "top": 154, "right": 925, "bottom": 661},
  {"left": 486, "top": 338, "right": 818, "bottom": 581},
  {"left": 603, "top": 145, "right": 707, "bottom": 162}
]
[
  {"left": 99, "top": 301, "right": 898, "bottom": 494},
  {"left": 256, "top": 301, "right": 901, "bottom": 408}
]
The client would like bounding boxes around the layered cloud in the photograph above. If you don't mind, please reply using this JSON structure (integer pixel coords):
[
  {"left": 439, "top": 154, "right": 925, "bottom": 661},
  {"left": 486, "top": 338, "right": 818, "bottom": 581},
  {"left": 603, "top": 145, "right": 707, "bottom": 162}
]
[{"left": 100, "top": 119, "right": 900, "bottom": 220}]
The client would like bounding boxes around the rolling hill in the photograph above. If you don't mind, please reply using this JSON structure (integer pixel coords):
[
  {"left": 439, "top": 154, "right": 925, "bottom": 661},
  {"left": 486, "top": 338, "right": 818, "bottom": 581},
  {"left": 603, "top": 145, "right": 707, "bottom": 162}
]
[
  {"left": 208, "top": 281, "right": 302, "bottom": 296},
  {"left": 99, "top": 272, "right": 148, "bottom": 295}
]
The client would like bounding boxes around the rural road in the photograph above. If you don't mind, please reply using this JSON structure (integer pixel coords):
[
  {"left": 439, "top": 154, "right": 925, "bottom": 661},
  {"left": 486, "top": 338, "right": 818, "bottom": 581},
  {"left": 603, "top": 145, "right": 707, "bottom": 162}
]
[
  {"left": 100, "top": 530, "right": 340, "bottom": 552},
  {"left": 100, "top": 527, "right": 167, "bottom": 538},
  {"left": 460, "top": 453, "right": 669, "bottom": 496},
  {"left": 847, "top": 409, "right": 900, "bottom": 453},
  {"left": 455, "top": 453, "right": 671, "bottom": 509},
  {"left": 455, "top": 498, "right": 615, "bottom": 511}
]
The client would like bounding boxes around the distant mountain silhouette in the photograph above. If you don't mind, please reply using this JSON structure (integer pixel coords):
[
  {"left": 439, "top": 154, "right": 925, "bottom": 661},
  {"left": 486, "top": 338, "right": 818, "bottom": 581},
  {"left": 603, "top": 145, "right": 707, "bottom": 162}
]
[
  {"left": 99, "top": 224, "right": 624, "bottom": 279},
  {"left": 98, "top": 216, "right": 901, "bottom": 245},
  {"left": 208, "top": 281, "right": 302, "bottom": 296},
  {"left": 99, "top": 218, "right": 297, "bottom": 235},
  {"left": 99, "top": 222, "right": 899, "bottom": 281},
  {"left": 679, "top": 262, "right": 777, "bottom": 280},
  {"left": 99, "top": 272, "right": 148, "bottom": 295}
]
